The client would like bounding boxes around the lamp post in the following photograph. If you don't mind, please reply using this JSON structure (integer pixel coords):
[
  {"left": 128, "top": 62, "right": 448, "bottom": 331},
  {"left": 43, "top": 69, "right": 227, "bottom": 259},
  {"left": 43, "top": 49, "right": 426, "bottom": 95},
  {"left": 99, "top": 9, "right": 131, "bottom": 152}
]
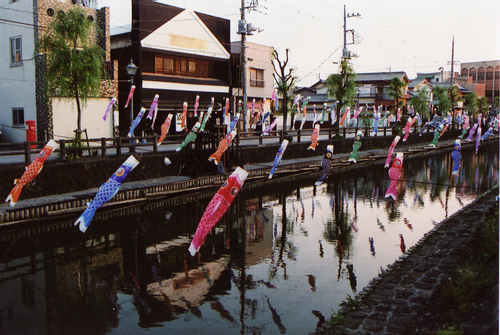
[{"left": 125, "top": 59, "right": 138, "bottom": 134}]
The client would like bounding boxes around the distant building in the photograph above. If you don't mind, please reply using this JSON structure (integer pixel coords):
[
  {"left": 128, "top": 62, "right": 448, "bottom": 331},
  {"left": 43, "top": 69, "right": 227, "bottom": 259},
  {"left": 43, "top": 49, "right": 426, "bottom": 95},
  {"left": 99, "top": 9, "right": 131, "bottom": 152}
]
[
  {"left": 354, "top": 72, "right": 410, "bottom": 110},
  {"left": 0, "top": 0, "right": 116, "bottom": 142},
  {"left": 460, "top": 60, "right": 500, "bottom": 105},
  {"left": 407, "top": 78, "right": 433, "bottom": 103},
  {"left": 111, "top": 0, "right": 231, "bottom": 136},
  {"left": 230, "top": 42, "right": 275, "bottom": 120}
]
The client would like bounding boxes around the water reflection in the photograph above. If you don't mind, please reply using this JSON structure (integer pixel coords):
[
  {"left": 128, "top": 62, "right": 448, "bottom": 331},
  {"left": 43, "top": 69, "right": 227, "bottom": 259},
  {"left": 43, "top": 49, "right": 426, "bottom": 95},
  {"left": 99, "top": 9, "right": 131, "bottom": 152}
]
[{"left": 0, "top": 142, "right": 497, "bottom": 334}]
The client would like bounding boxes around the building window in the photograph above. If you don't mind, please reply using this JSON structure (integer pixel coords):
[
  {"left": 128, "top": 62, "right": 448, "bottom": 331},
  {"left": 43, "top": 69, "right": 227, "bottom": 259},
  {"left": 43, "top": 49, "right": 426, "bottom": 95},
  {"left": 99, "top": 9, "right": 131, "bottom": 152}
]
[
  {"left": 154, "top": 54, "right": 208, "bottom": 78},
  {"left": 10, "top": 36, "right": 22, "bottom": 66},
  {"left": 250, "top": 68, "right": 264, "bottom": 87},
  {"left": 477, "top": 67, "right": 485, "bottom": 82},
  {"left": 12, "top": 108, "right": 24, "bottom": 126}
]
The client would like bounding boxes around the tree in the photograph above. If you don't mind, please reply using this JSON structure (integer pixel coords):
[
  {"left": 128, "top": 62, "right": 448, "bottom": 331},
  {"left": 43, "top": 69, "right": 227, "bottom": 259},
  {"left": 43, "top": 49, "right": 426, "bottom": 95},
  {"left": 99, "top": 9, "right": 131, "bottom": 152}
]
[
  {"left": 38, "top": 7, "right": 105, "bottom": 138},
  {"left": 432, "top": 86, "right": 451, "bottom": 117},
  {"left": 325, "top": 59, "right": 357, "bottom": 128},
  {"left": 387, "top": 76, "right": 406, "bottom": 114},
  {"left": 464, "top": 92, "right": 478, "bottom": 116},
  {"left": 410, "top": 87, "right": 430, "bottom": 121},
  {"left": 478, "top": 96, "right": 489, "bottom": 115},
  {"left": 271, "top": 48, "right": 296, "bottom": 130}
]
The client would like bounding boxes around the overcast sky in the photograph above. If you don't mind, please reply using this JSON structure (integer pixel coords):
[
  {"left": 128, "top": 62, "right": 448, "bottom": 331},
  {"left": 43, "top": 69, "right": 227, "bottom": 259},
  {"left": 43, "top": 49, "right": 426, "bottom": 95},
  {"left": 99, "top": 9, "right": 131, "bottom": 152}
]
[{"left": 100, "top": 0, "right": 500, "bottom": 86}]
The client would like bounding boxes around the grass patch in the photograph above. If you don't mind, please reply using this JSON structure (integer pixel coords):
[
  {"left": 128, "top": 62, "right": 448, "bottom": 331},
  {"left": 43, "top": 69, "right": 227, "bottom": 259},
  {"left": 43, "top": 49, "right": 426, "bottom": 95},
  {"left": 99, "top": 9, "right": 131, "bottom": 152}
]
[{"left": 440, "top": 203, "right": 499, "bottom": 326}]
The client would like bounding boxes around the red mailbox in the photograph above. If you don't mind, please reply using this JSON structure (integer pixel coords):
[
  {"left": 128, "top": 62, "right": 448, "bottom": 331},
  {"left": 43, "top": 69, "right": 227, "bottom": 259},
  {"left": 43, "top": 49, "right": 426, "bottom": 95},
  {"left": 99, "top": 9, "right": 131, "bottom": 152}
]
[{"left": 26, "top": 120, "right": 36, "bottom": 148}]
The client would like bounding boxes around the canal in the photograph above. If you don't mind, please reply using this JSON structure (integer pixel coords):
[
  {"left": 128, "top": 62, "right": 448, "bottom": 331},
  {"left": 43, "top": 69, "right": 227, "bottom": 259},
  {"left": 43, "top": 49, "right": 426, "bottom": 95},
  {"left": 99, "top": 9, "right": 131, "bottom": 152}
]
[{"left": 0, "top": 141, "right": 497, "bottom": 335}]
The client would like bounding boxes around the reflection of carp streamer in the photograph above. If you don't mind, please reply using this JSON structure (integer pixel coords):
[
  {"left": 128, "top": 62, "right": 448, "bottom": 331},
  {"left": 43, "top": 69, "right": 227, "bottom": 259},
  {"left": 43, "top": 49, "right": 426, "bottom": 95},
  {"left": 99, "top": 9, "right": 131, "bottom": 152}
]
[{"left": 451, "top": 139, "right": 461, "bottom": 176}]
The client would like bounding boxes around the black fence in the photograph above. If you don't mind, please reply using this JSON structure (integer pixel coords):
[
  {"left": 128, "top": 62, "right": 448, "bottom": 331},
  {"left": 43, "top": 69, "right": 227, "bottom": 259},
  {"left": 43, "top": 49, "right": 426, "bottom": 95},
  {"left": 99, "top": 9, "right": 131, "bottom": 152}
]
[{"left": 0, "top": 123, "right": 440, "bottom": 164}]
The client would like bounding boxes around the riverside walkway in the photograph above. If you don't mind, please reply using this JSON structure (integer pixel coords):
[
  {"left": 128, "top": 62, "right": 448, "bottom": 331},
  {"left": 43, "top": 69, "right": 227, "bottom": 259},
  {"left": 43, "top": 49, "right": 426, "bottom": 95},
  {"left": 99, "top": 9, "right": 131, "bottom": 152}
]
[{"left": 0, "top": 137, "right": 481, "bottom": 225}]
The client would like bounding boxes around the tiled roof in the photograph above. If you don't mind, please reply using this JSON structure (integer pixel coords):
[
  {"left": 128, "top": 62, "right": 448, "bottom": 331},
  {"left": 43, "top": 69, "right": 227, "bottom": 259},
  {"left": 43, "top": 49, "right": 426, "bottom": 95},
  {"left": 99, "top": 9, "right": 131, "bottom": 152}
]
[{"left": 355, "top": 71, "right": 408, "bottom": 83}]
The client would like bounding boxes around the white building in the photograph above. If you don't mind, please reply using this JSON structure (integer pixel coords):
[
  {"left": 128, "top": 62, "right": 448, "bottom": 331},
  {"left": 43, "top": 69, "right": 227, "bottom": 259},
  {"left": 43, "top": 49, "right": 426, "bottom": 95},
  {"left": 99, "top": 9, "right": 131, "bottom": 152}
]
[{"left": 0, "top": 0, "right": 117, "bottom": 143}]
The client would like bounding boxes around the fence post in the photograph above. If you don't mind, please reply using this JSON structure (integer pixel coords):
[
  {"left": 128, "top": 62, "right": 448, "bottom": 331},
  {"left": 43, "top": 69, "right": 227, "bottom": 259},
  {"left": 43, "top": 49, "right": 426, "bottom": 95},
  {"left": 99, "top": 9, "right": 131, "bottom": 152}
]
[
  {"left": 343, "top": 127, "right": 346, "bottom": 138},
  {"left": 129, "top": 138, "right": 135, "bottom": 153},
  {"left": 153, "top": 134, "right": 158, "bottom": 153},
  {"left": 328, "top": 127, "right": 332, "bottom": 139},
  {"left": 383, "top": 127, "right": 387, "bottom": 136},
  {"left": 24, "top": 142, "right": 31, "bottom": 163},
  {"left": 116, "top": 137, "right": 121, "bottom": 155},
  {"left": 101, "top": 137, "right": 107, "bottom": 156},
  {"left": 259, "top": 134, "right": 263, "bottom": 145},
  {"left": 60, "top": 140, "right": 66, "bottom": 160}
]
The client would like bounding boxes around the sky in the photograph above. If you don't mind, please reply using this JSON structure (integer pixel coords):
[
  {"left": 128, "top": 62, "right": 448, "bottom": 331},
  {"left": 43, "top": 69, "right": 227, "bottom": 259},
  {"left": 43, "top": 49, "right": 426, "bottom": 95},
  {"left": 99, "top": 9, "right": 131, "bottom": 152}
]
[{"left": 99, "top": 0, "right": 500, "bottom": 87}]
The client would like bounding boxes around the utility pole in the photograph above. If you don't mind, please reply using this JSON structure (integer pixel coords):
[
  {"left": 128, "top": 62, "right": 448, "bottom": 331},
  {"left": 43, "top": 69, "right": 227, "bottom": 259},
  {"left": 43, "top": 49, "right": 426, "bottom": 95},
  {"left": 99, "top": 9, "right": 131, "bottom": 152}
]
[
  {"left": 447, "top": 37, "right": 460, "bottom": 125},
  {"left": 238, "top": 0, "right": 261, "bottom": 130},
  {"left": 342, "top": 5, "right": 361, "bottom": 59}
]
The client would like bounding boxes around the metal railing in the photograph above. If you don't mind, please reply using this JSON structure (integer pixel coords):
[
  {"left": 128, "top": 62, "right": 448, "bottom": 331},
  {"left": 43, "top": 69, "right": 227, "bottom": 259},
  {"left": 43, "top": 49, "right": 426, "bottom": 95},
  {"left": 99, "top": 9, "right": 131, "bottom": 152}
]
[{"left": 0, "top": 123, "right": 439, "bottom": 164}]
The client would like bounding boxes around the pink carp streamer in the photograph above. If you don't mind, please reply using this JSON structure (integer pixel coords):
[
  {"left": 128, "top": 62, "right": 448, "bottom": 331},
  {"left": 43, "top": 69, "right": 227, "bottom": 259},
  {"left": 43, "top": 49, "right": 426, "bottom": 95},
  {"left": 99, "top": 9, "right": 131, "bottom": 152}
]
[
  {"left": 402, "top": 117, "right": 412, "bottom": 142},
  {"left": 188, "top": 167, "right": 249, "bottom": 256},
  {"left": 5, "top": 140, "right": 58, "bottom": 207},
  {"left": 272, "top": 89, "right": 278, "bottom": 111},
  {"left": 157, "top": 114, "right": 173, "bottom": 145},
  {"left": 396, "top": 108, "right": 401, "bottom": 122},
  {"left": 193, "top": 95, "right": 200, "bottom": 117},
  {"left": 102, "top": 97, "right": 116, "bottom": 121},
  {"left": 308, "top": 124, "right": 320, "bottom": 150},
  {"left": 353, "top": 106, "right": 362, "bottom": 120},
  {"left": 208, "top": 129, "right": 236, "bottom": 165},
  {"left": 124, "top": 85, "right": 135, "bottom": 108},
  {"left": 385, "top": 153, "right": 404, "bottom": 201},
  {"left": 385, "top": 135, "right": 401, "bottom": 168}
]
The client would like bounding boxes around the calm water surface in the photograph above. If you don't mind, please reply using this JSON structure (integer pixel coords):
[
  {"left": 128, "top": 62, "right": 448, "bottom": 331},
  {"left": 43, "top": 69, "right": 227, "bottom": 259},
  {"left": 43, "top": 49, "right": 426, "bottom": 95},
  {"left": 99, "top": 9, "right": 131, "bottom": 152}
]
[{"left": 0, "top": 142, "right": 497, "bottom": 335}]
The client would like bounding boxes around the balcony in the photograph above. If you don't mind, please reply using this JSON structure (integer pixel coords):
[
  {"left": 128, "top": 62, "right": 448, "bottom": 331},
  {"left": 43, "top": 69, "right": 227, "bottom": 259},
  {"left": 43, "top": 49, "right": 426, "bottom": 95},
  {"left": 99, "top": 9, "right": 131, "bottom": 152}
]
[
  {"left": 102, "top": 61, "right": 114, "bottom": 80},
  {"left": 72, "top": 0, "right": 98, "bottom": 9},
  {"left": 250, "top": 79, "right": 264, "bottom": 87}
]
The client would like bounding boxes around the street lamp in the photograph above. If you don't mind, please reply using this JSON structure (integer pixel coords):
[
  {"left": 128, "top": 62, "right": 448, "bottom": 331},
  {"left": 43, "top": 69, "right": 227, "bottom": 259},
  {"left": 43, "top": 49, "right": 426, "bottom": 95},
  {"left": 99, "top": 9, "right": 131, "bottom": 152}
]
[{"left": 125, "top": 58, "right": 138, "bottom": 133}]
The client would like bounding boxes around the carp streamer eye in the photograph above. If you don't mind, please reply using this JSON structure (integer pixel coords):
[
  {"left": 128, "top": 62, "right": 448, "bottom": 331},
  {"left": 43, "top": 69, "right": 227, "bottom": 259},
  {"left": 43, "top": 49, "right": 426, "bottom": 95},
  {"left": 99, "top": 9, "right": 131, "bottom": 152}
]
[
  {"left": 115, "top": 167, "right": 125, "bottom": 177},
  {"left": 231, "top": 186, "right": 239, "bottom": 197}
]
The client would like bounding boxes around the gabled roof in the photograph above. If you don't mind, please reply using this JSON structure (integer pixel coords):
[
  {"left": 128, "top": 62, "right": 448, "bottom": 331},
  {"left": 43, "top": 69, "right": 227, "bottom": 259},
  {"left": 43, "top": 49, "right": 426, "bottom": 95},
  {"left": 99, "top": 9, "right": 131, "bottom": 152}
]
[
  {"left": 355, "top": 71, "right": 410, "bottom": 84},
  {"left": 141, "top": 8, "right": 230, "bottom": 60},
  {"left": 409, "top": 78, "right": 432, "bottom": 89}
]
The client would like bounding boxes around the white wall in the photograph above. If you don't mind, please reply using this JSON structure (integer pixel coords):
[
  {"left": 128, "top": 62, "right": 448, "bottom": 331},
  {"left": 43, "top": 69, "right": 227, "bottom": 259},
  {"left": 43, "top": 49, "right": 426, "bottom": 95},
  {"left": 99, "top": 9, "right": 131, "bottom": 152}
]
[
  {"left": 52, "top": 97, "right": 114, "bottom": 140},
  {"left": 0, "top": 0, "right": 37, "bottom": 142}
]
